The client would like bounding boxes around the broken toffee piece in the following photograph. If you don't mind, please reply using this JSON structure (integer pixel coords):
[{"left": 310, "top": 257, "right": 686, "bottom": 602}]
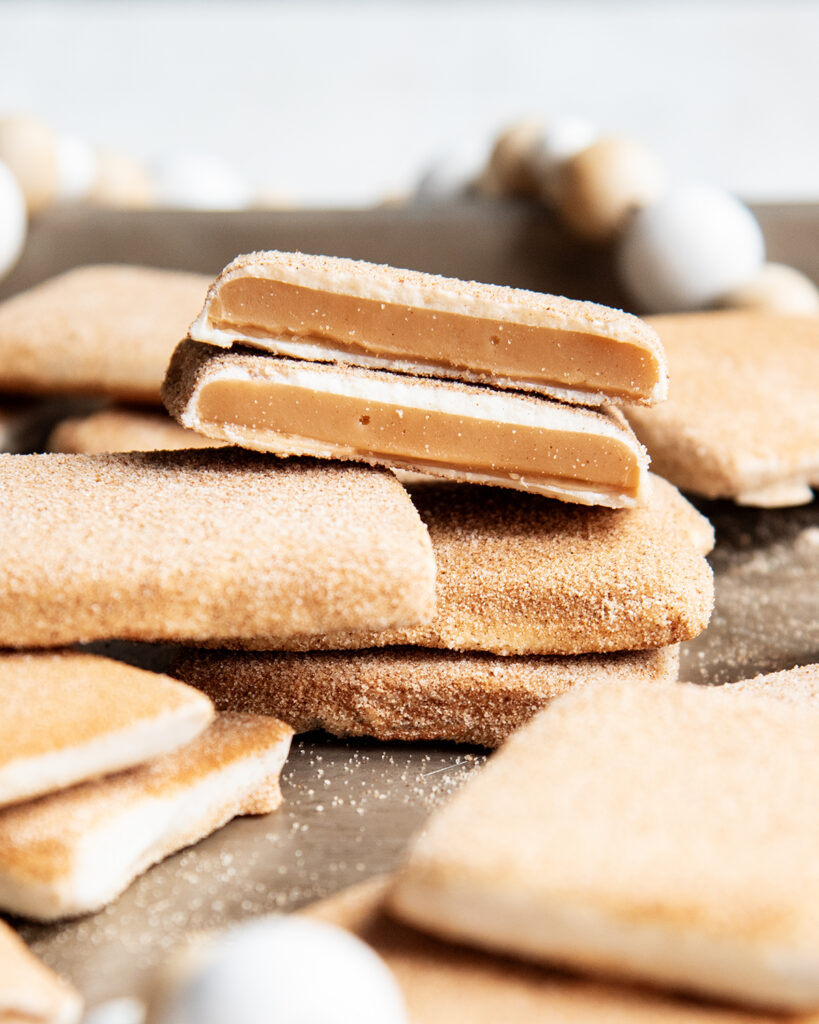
[
  {"left": 0, "top": 713, "right": 292, "bottom": 921},
  {"left": 0, "top": 265, "right": 211, "bottom": 403},
  {"left": 0, "top": 918, "right": 82, "bottom": 1023},
  {"left": 0, "top": 651, "right": 213, "bottom": 809},
  {"left": 204, "top": 476, "right": 714, "bottom": 657}
]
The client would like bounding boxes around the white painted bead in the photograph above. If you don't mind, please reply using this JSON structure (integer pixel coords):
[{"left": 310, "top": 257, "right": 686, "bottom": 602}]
[
  {"left": 147, "top": 916, "right": 407, "bottom": 1024},
  {"left": 415, "top": 133, "right": 489, "bottom": 201},
  {"left": 555, "top": 136, "right": 666, "bottom": 242},
  {"left": 533, "top": 116, "right": 599, "bottom": 175},
  {"left": 0, "top": 160, "right": 27, "bottom": 280},
  {"left": 156, "top": 153, "right": 251, "bottom": 210},
  {"left": 531, "top": 116, "right": 599, "bottom": 202},
  {"left": 720, "top": 262, "right": 819, "bottom": 315},
  {"left": 617, "top": 184, "right": 765, "bottom": 313},
  {"left": 88, "top": 149, "right": 156, "bottom": 208},
  {"left": 55, "top": 132, "right": 98, "bottom": 202},
  {"left": 414, "top": 158, "right": 474, "bottom": 200},
  {"left": 0, "top": 115, "right": 59, "bottom": 214}
]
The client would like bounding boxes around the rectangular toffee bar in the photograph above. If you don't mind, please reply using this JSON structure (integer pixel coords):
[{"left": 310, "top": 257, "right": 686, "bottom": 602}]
[
  {"left": 163, "top": 340, "right": 649, "bottom": 508},
  {"left": 189, "top": 250, "right": 668, "bottom": 407},
  {"left": 0, "top": 449, "right": 436, "bottom": 647}
]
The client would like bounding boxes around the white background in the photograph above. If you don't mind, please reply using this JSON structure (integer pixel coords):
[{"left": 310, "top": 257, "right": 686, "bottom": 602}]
[{"left": 1, "top": 0, "right": 817, "bottom": 206}]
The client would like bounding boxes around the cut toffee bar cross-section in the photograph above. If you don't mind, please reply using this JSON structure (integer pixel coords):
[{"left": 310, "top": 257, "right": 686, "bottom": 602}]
[
  {"left": 189, "top": 250, "right": 667, "bottom": 406},
  {"left": 163, "top": 340, "right": 649, "bottom": 508}
]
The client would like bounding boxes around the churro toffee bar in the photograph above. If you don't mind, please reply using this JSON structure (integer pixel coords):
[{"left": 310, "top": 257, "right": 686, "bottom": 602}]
[
  {"left": 0, "top": 450, "right": 435, "bottom": 647},
  {"left": 189, "top": 251, "right": 667, "bottom": 407},
  {"left": 163, "top": 340, "right": 650, "bottom": 508}
]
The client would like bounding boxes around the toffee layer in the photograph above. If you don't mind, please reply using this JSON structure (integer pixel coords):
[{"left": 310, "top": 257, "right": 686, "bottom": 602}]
[
  {"left": 194, "top": 374, "right": 642, "bottom": 497},
  {"left": 206, "top": 277, "right": 660, "bottom": 402}
]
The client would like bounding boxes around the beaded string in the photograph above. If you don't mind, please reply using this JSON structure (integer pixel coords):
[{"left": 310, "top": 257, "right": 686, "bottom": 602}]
[
  {"left": 478, "top": 118, "right": 819, "bottom": 316},
  {"left": 2, "top": 110, "right": 818, "bottom": 318}
]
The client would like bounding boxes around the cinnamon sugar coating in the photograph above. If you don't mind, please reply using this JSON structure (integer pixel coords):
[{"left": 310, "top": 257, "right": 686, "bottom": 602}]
[
  {"left": 212, "top": 475, "right": 713, "bottom": 656},
  {"left": 724, "top": 662, "right": 819, "bottom": 705},
  {"left": 627, "top": 312, "right": 819, "bottom": 505},
  {"left": 0, "top": 651, "right": 214, "bottom": 808},
  {"left": 0, "top": 450, "right": 435, "bottom": 646},
  {"left": 173, "top": 645, "right": 679, "bottom": 748},
  {"left": 0, "top": 265, "right": 211, "bottom": 403},
  {"left": 391, "top": 682, "right": 819, "bottom": 1011}
]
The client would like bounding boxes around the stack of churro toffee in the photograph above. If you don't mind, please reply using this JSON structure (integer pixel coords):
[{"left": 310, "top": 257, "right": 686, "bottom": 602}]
[{"left": 165, "top": 251, "right": 714, "bottom": 746}]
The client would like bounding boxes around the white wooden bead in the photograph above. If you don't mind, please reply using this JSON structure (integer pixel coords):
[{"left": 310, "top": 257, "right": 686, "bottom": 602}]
[
  {"left": 0, "top": 160, "right": 27, "bottom": 280},
  {"left": 146, "top": 916, "right": 407, "bottom": 1024},
  {"left": 532, "top": 116, "right": 599, "bottom": 202},
  {"left": 0, "top": 115, "right": 59, "bottom": 214},
  {"left": 414, "top": 158, "right": 474, "bottom": 200},
  {"left": 555, "top": 136, "right": 665, "bottom": 242},
  {"left": 538, "top": 115, "right": 599, "bottom": 166},
  {"left": 156, "top": 153, "right": 251, "bottom": 210},
  {"left": 616, "top": 184, "right": 765, "bottom": 312},
  {"left": 55, "top": 133, "right": 98, "bottom": 202},
  {"left": 720, "top": 262, "right": 819, "bottom": 315}
]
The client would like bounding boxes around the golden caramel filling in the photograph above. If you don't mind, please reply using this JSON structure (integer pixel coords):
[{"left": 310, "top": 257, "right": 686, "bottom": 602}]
[
  {"left": 196, "top": 378, "right": 640, "bottom": 493},
  {"left": 209, "top": 278, "right": 657, "bottom": 400}
]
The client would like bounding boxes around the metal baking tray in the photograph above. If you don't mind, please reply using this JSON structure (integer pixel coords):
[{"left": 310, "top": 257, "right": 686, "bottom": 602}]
[{"left": 5, "top": 200, "right": 818, "bottom": 1008}]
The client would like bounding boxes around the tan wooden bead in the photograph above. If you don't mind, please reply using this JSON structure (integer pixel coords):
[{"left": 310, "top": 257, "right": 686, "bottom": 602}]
[
  {"left": 87, "top": 148, "right": 156, "bottom": 208},
  {"left": 720, "top": 262, "right": 819, "bottom": 315},
  {"left": 556, "top": 136, "right": 665, "bottom": 243},
  {"left": 480, "top": 119, "right": 544, "bottom": 197}
]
